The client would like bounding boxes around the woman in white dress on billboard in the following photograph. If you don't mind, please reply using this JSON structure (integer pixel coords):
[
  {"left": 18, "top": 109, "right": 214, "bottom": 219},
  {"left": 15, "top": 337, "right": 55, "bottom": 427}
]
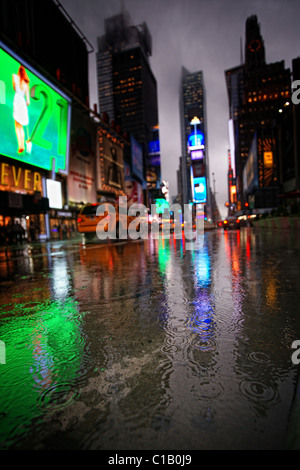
[{"left": 12, "top": 65, "right": 30, "bottom": 154}]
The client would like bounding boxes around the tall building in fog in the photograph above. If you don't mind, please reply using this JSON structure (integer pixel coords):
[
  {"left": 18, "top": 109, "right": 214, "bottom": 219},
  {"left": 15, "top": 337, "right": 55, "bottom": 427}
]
[
  {"left": 178, "top": 67, "right": 212, "bottom": 218},
  {"left": 180, "top": 67, "right": 207, "bottom": 157},
  {"left": 225, "top": 15, "right": 291, "bottom": 211},
  {"left": 96, "top": 11, "right": 161, "bottom": 197}
]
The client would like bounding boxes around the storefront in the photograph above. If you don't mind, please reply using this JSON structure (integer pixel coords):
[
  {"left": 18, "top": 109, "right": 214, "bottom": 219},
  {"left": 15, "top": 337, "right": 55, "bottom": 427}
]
[
  {"left": 0, "top": 41, "right": 71, "bottom": 243},
  {"left": 48, "top": 208, "right": 78, "bottom": 240},
  {"left": 0, "top": 159, "right": 49, "bottom": 243}
]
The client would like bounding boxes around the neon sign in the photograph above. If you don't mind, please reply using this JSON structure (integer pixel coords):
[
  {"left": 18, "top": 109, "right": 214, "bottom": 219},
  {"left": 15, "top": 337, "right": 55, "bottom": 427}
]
[
  {"left": 188, "top": 116, "right": 205, "bottom": 151},
  {"left": 0, "top": 42, "right": 71, "bottom": 174},
  {"left": 191, "top": 149, "right": 204, "bottom": 160},
  {"left": 188, "top": 131, "right": 204, "bottom": 150},
  {"left": 192, "top": 177, "right": 207, "bottom": 203}
]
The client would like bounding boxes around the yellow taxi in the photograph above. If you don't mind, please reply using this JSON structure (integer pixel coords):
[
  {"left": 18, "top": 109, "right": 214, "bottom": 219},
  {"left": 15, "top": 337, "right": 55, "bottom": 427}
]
[{"left": 77, "top": 202, "right": 138, "bottom": 240}]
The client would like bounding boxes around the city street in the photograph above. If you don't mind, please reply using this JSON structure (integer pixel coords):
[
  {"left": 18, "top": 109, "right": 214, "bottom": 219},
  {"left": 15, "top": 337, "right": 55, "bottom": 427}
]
[{"left": 0, "top": 227, "right": 300, "bottom": 450}]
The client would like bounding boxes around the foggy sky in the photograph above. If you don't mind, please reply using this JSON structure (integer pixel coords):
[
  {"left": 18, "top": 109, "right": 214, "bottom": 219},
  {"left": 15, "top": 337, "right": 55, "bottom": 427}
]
[{"left": 60, "top": 0, "right": 300, "bottom": 217}]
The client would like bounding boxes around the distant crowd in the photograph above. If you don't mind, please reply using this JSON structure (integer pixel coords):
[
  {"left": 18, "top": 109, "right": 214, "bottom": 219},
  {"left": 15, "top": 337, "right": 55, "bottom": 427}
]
[
  {"left": 0, "top": 220, "right": 38, "bottom": 245},
  {"left": 0, "top": 220, "right": 78, "bottom": 245},
  {"left": 0, "top": 221, "right": 27, "bottom": 245}
]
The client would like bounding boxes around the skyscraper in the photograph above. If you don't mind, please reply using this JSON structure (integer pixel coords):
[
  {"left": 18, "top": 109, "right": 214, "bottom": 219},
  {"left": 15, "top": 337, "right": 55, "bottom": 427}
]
[
  {"left": 180, "top": 67, "right": 207, "bottom": 158},
  {"left": 179, "top": 67, "right": 211, "bottom": 218},
  {"left": 96, "top": 11, "right": 161, "bottom": 199},
  {"left": 225, "top": 15, "right": 291, "bottom": 210}
]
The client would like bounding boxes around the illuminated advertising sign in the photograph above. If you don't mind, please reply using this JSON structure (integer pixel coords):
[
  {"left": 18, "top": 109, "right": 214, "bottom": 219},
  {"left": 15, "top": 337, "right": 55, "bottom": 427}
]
[
  {"left": 0, "top": 161, "right": 43, "bottom": 194},
  {"left": 123, "top": 159, "right": 144, "bottom": 206},
  {"left": 148, "top": 139, "right": 160, "bottom": 155},
  {"left": 0, "top": 42, "right": 71, "bottom": 174},
  {"left": 228, "top": 119, "right": 235, "bottom": 175},
  {"left": 125, "top": 180, "right": 143, "bottom": 207},
  {"left": 243, "top": 134, "right": 258, "bottom": 195},
  {"left": 155, "top": 198, "right": 169, "bottom": 214},
  {"left": 188, "top": 131, "right": 205, "bottom": 150},
  {"left": 192, "top": 159, "right": 205, "bottom": 178},
  {"left": 230, "top": 185, "right": 237, "bottom": 203},
  {"left": 68, "top": 107, "right": 97, "bottom": 204},
  {"left": 188, "top": 116, "right": 205, "bottom": 151},
  {"left": 192, "top": 177, "right": 207, "bottom": 203},
  {"left": 98, "top": 128, "right": 125, "bottom": 196},
  {"left": 191, "top": 149, "right": 204, "bottom": 160},
  {"left": 131, "top": 135, "right": 143, "bottom": 181},
  {"left": 150, "top": 155, "right": 161, "bottom": 166},
  {"left": 46, "top": 179, "right": 63, "bottom": 209},
  {"left": 264, "top": 151, "right": 273, "bottom": 168}
]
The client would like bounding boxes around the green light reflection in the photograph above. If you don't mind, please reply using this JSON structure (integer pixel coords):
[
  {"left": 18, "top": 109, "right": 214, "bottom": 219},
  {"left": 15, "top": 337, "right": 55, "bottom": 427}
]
[{"left": 0, "top": 298, "right": 87, "bottom": 449}]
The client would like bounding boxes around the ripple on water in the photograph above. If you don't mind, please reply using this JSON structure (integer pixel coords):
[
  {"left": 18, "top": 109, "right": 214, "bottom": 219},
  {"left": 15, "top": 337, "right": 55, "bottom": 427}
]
[
  {"left": 196, "top": 377, "right": 224, "bottom": 401},
  {"left": 160, "top": 326, "right": 190, "bottom": 356},
  {"left": 248, "top": 351, "right": 271, "bottom": 364},
  {"left": 156, "top": 358, "right": 175, "bottom": 409},
  {"left": 238, "top": 378, "right": 279, "bottom": 407},
  {"left": 38, "top": 382, "right": 80, "bottom": 410},
  {"left": 0, "top": 362, "right": 29, "bottom": 390},
  {"left": 189, "top": 336, "right": 218, "bottom": 352}
]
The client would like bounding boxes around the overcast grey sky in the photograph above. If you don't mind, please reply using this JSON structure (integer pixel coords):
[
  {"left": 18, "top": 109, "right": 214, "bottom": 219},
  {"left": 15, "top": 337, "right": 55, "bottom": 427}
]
[{"left": 61, "top": 0, "right": 300, "bottom": 217}]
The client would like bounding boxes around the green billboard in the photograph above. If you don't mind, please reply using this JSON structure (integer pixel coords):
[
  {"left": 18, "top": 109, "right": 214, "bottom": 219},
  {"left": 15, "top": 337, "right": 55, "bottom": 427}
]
[
  {"left": 155, "top": 198, "right": 169, "bottom": 214},
  {"left": 0, "top": 42, "right": 71, "bottom": 174}
]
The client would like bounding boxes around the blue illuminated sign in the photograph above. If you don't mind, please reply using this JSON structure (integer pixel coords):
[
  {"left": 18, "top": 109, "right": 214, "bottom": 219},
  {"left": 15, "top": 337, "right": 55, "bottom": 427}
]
[
  {"left": 150, "top": 155, "right": 161, "bottom": 166},
  {"left": 188, "top": 131, "right": 204, "bottom": 150},
  {"left": 131, "top": 135, "right": 143, "bottom": 181},
  {"left": 148, "top": 139, "right": 160, "bottom": 154},
  {"left": 193, "top": 176, "right": 207, "bottom": 203}
]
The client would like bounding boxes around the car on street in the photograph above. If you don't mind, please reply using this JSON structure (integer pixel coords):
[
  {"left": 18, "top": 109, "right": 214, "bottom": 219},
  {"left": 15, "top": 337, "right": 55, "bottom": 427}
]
[
  {"left": 77, "top": 202, "right": 139, "bottom": 240},
  {"left": 222, "top": 216, "right": 241, "bottom": 230}
]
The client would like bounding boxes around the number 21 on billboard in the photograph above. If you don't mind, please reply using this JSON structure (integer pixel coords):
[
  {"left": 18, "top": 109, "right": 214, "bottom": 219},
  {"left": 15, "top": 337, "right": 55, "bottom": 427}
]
[{"left": 0, "top": 43, "right": 71, "bottom": 174}]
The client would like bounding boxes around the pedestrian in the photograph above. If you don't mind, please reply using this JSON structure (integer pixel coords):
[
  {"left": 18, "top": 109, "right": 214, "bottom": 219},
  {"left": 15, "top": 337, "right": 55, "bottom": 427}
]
[
  {"left": 0, "top": 224, "right": 6, "bottom": 245},
  {"left": 15, "top": 222, "right": 25, "bottom": 243},
  {"left": 61, "top": 223, "right": 67, "bottom": 239},
  {"left": 6, "top": 221, "right": 13, "bottom": 244},
  {"left": 12, "top": 222, "right": 19, "bottom": 244}
]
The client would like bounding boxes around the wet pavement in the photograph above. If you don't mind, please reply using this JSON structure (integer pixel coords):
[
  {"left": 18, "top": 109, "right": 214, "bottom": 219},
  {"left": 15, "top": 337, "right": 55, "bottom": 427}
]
[{"left": 0, "top": 228, "right": 300, "bottom": 450}]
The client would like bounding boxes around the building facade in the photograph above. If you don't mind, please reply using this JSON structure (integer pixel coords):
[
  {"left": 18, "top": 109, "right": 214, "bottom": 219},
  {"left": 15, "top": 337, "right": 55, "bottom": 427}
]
[
  {"left": 96, "top": 11, "right": 161, "bottom": 204},
  {"left": 277, "top": 57, "right": 300, "bottom": 206},
  {"left": 0, "top": 1, "right": 152, "bottom": 244},
  {"left": 225, "top": 15, "right": 292, "bottom": 212},
  {"left": 178, "top": 67, "right": 212, "bottom": 219},
  {"left": 0, "top": 0, "right": 95, "bottom": 242}
]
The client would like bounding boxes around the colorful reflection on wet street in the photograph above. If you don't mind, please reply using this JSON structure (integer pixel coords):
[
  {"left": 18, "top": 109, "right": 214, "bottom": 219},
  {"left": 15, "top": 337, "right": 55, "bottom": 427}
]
[{"left": 0, "top": 228, "right": 300, "bottom": 449}]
